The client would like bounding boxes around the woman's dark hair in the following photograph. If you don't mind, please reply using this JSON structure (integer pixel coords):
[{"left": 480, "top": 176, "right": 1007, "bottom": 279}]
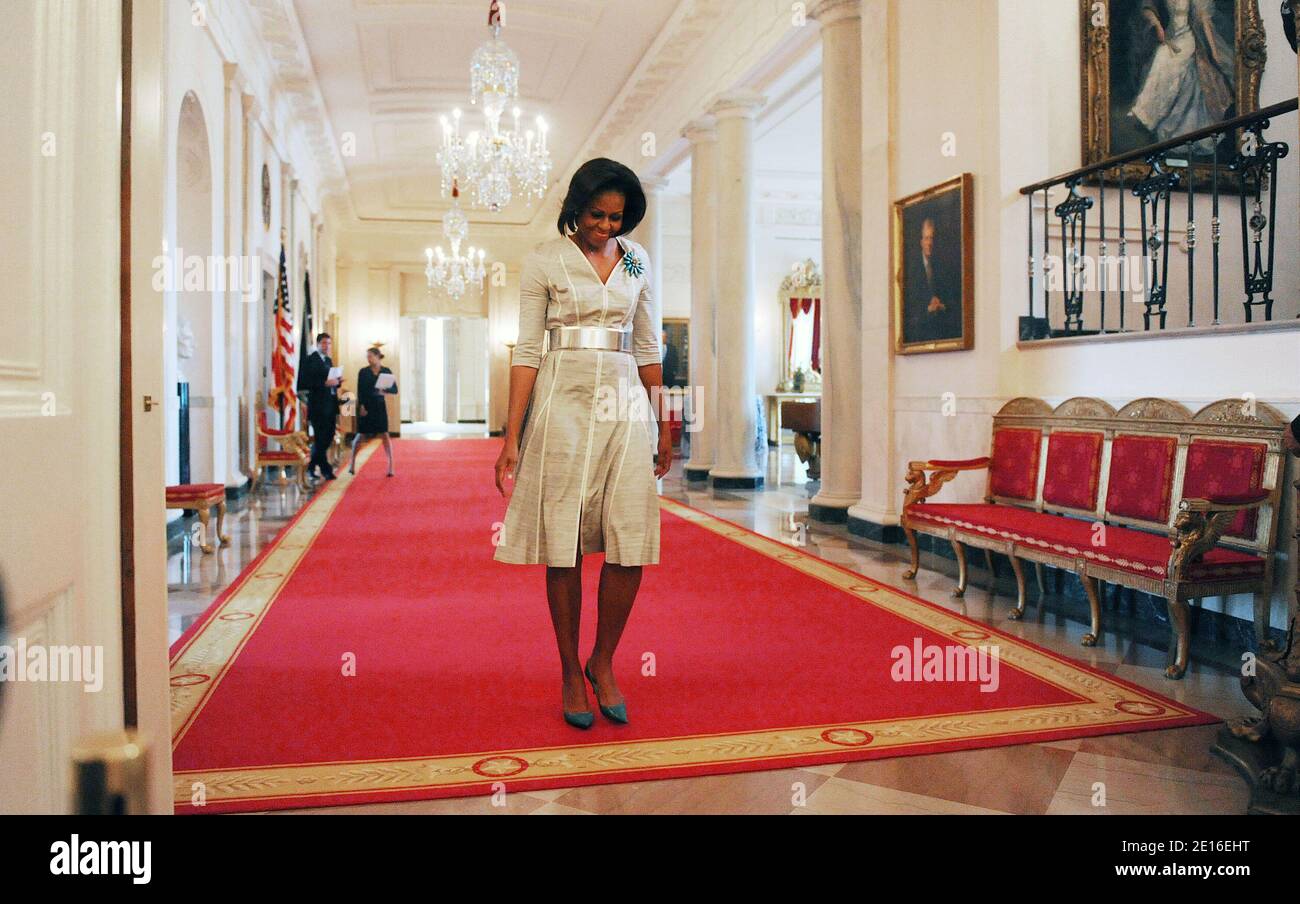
[
  {"left": 366, "top": 346, "right": 384, "bottom": 359},
  {"left": 556, "top": 158, "right": 646, "bottom": 237}
]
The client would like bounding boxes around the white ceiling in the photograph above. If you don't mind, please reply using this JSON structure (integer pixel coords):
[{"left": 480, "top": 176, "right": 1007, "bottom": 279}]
[{"left": 294, "top": 0, "right": 681, "bottom": 227}]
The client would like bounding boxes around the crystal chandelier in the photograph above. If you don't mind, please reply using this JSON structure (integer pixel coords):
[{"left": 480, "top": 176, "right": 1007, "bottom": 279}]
[
  {"left": 426, "top": 182, "right": 487, "bottom": 300},
  {"left": 435, "top": 0, "right": 551, "bottom": 212}
]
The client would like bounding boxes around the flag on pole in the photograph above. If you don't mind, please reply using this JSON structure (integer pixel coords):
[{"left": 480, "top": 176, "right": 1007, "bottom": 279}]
[
  {"left": 296, "top": 270, "right": 314, "bottom": 425},
  {"left": 267, "top": 241, "right": 298, "bottom": 431}
]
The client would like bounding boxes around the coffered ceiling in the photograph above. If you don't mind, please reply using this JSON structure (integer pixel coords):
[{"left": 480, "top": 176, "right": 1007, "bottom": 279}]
[{"left": 293, "top": 0, "right": 682, "bottom": 229}]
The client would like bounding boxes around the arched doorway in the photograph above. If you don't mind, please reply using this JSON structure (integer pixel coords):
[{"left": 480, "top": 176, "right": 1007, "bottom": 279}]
[{"left": 170, "top": 91, "right": 215, "bottom": 484}]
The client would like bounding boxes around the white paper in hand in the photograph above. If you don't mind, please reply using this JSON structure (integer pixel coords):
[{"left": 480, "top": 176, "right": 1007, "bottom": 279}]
[
  {"left": 327, "top": 366, "right": 343, "bottom": 381},
  {"left": 375, "top": 373, "right": 396, "bottom": 391}
]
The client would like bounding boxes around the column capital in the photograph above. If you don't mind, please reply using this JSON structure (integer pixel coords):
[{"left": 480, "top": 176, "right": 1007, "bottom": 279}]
[
  {"left": 809, "top": 0, "right": 861, "bottom": 27},
  {"left": 707, "top": 90, "right": 766, "bottom": 121},
  {"left": 681, "top": 116, "right": 717, "bottom": 144},
  {"left": 241, "top": 89, "right": 261, "bottom": 120}
]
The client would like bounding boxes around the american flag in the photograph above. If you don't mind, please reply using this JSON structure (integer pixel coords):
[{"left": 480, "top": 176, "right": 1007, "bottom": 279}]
[{"left": 268, "top": 242, "right": 298, "bottom": 430}]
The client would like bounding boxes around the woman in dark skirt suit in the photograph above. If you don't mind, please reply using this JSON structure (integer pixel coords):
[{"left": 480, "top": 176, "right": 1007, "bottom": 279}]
[{"left": 348, "top": 346, "right": 398, "bottom": 477}]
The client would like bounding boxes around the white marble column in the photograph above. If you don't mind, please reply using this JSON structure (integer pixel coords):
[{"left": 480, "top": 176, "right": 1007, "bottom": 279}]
[
  {"left": 809, "top": 0, "right": 864, "bottom": 523},
  {"left": 635, "top": 175, "right": 668, "bottom": 318},
  {"left": 222, "top": 61, "right": 246, "bottom": 487},
  {"left": 845, "top": 0, "right": 899, "bottom": 540},
  {"left": 707, "top": 91, "right": 766, "bottom": 488},
  {"left": 240, "top": 89, "right": 261, "bottom": 475},
  {"left": 682, "top": 117, "right": 718, "bottom": 481}
]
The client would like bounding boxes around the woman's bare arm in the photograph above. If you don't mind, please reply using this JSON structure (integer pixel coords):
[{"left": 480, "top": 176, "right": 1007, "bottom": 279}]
[
  {"left": 495, "top": 363, "right": 539, "bottom": 495},
  {"left": 637, "top": 361, "right": 673, "bottom": 478}
]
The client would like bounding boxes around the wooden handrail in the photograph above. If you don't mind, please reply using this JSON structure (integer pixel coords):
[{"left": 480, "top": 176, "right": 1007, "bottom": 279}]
[{"left": 1020, "top": 98, "right": 1299, "bottom": 195}]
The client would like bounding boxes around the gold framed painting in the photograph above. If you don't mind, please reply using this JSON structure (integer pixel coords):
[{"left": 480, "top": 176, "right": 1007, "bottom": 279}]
[
  {"left": 661, "top": 316, "right": 689, "bottom": 388},
  {"left": 892, "top": 174, "right": 974, "bottom": 355},
  {"left": 1080, "top": 0, "right": 1266, "bottom": 188}
]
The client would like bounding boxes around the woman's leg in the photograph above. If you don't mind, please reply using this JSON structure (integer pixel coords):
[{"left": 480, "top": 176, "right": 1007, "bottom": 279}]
[
  {"left": 546, "top": 547, "right": 588, "bottom": 713},
  {"left": 587, "top": 562, "right": 643, "bottom": 708},
  {"left": 347, "top": 433, "right": 363, "bottom": 474},
  {"left": 382, "top": 434, "right": 394, "bottom": 475}
]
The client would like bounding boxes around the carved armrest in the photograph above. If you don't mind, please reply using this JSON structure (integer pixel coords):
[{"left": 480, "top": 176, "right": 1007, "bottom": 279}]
[
  {"left": 1167, "top": 491, "right": 1270, "bottom": 580},
  {"left": 1178, "top": 490, "right": 1270, "bottom": 513},
  {"left": 903, "top": 457, "right": 991, "bottom": 508}
]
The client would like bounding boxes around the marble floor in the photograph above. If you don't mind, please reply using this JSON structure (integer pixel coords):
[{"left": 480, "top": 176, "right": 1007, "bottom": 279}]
[{"left": 166, "top": 432, "right": 1258, "bottom": 815}]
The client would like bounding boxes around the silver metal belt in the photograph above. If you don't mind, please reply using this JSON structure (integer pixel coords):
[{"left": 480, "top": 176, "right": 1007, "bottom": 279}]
[{"left": 547, "top": 325, "right": 632, "bottom": 354}]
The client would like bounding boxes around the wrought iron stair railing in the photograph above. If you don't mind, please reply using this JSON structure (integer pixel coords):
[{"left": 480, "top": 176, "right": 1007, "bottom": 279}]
[{"left": 1020, "top": 98, "right": 1297, "bottom": 340}]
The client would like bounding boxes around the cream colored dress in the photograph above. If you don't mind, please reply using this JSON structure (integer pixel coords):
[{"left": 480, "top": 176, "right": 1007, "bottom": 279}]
[{"left": 493, "top": 234, "right": 661, "bottom": 567}]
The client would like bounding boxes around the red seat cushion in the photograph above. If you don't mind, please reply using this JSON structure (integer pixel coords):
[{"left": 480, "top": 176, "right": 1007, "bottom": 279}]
[
  {"left": 988, "top": 428, "right": 1041, "bottom": 501},
  {"left": 165, "top": 483, "right": 225, "bottom": 504},
  {"left": 1182, "top": 439, "right": 1267, "bottom": 540},
  {"left": 1105, "top": 434, "right": 1178, "bottom": 524},
  {"left": 1042, "top": 431, "right": 1103, "bottom": 511},
  {"left": 906, "top": 502, "right": 1264, "bottom": 583},
  {"left": 258, "top": 450, "right": 304, "bottom": 462}
]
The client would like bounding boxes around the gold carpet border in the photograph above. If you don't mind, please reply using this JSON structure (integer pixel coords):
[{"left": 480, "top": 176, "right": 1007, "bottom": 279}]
[
  {"left": 169, "top": 445, "right": 378, "bottom": 747},
  {"left": 171, "top": 491, "right": 1206, "bottom": 808},
  {"left": 173, "top": 702, "right": 1195, "bottom": 806}
]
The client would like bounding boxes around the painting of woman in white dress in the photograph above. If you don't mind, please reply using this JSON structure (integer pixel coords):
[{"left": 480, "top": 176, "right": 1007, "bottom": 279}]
[
  {"left": 1130, "top": 0, "right": 1235, "bottom": 150},
  {"left": 1103, "top": 0, "right": 1240, "bottom": 159}
]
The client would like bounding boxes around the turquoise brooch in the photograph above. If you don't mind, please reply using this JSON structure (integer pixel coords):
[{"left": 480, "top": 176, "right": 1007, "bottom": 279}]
[{"left": 621, "top": 249, "right": 645, "bottom": 278}]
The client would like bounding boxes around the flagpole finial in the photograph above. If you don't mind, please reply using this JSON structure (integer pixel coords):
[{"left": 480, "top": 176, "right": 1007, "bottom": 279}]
[{"left": 280, "top": 227, "right": 287, "bottom": 244}]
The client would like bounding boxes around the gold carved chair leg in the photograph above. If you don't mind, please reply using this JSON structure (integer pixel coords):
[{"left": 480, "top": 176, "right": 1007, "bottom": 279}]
[
  {"left": 1007, "top": 555, "right": 1028, "bottom": 620},
  {"left": 951, "top": 540, "right": 968, "bottom": 598},
  {"left": 1252, "top": 592, "right": 1276, "bottom": 653},
  {"left": 196, "top": 505, "right": 216, "bottom": 555},
  {"left": 983, "top": 548, "right": 997, "bottom": 590},
  {"left": 902, "top": 525, "right": 920, "bottom": 580},
  {"left": 215, "top": 499, "right": 231, "bottom": 547},
  {"left": 1034, "top": 561, "right": 1046, "bottom": 595},
  {"left": 1164, "top": 595, "right": 1191, "bottom": 680},
  {"left": 1080, "top": 575, "right": 1101, "bottom": 647}
]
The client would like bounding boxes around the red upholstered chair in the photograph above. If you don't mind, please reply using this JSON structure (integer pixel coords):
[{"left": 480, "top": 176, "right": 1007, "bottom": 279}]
[
  {"left": 254, "top": 408, "right": 311, "bottom": 491},
  {"left": 901, "top": 396, "right": 1287, "bottom": 679},
  {"left": 165, "top": 483, "right": 230, "bottom": 554}
]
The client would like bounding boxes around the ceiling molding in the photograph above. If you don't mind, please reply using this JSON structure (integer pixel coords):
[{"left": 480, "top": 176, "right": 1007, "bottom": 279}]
[{"left": 245, "top": 0, "right": 353, "bottom": 212}]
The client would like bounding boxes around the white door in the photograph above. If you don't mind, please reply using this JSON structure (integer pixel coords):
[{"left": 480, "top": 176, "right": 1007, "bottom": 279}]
[{"left": 0, "top": 0, "right": 172, "bottom": 814}]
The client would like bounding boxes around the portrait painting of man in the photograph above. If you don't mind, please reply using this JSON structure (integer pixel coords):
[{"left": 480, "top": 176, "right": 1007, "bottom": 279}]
[{"left": 893, "top": 174, "right": 974, "bottom": 354}]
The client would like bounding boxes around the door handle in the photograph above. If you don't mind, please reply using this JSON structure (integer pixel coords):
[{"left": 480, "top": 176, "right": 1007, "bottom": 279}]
[{"left": 143, "top": 395, "right": 156, "bottom": 412}]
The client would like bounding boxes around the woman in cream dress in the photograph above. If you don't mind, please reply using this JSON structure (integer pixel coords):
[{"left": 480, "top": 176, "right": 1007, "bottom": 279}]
[
  {"left": 1129, "top": 0, "right": 1235, "bottom": 155},
  {"left": 494, "top": 158, "right": 672, "bottom": 729}
]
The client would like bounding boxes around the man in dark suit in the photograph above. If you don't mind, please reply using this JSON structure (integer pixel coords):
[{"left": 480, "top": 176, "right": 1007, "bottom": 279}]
[
  {"left": 903, "top": 216, "right": 962, "bottom": 344},
  {"left": 298, "top": 332, "right": 341, "bottom": 480}
]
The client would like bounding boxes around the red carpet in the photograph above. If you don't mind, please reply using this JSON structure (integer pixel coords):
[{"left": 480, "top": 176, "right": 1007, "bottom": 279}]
[{"left": 170, "top": 437, "right": 1215, "bottom": 813}]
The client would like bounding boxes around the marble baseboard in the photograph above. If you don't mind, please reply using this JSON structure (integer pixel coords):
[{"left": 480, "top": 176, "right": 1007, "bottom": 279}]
[
  {"left": 809, "top": 502, "right": 849, "bottom": 524},
  {"left": 711, "top": 475, "right": 764, "bottom": 489},
  {"left": 684, "top": 466, "right": 711, "bottom": 482},
  {"left": 225, "top": 478, "right": 252, "bottom": 500},
  {"left": 846, "top": 515, "right": 905, "bottom": 544}
]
